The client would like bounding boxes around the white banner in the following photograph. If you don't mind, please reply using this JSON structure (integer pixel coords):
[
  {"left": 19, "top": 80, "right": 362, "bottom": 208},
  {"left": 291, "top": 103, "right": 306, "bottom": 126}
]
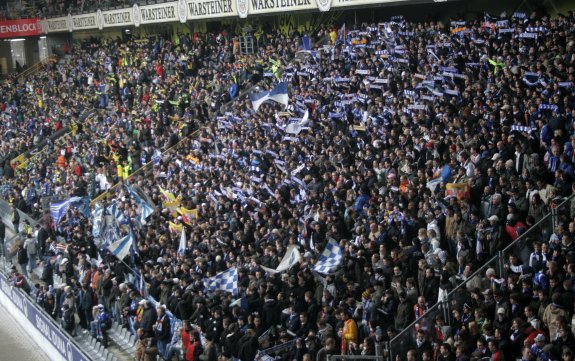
[
  {"left": 44, "top": 16, "right": 68, "bottom": 33},
  {"left": 331, "top": 0, "right": 422, "bottom": 6},
  {"left": 238, "top": 0, "right": 318, "bottom": 18},
  {"left": 136, "top": 2, "right": 179, "bottom": 26},
  {"left": 187, "top": 0, "right": 237, "bottom": 19},
  {"left": 71, "top": 13, "right": 98, "bottom": 30},
  {"left": 101, "top": 8, "right": 133, "bottom": 28}
]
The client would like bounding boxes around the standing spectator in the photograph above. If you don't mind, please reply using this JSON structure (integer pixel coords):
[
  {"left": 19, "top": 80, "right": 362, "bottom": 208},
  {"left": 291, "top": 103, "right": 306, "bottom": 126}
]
[
  {"left": 153, "top": 305, "right": 171, "bottom": 360},
  {"left": 23, "top": 231, "right": 37, "bottom": 273},
  {"left": 339, "top": 308, "right": 358, "bottom": 355}
]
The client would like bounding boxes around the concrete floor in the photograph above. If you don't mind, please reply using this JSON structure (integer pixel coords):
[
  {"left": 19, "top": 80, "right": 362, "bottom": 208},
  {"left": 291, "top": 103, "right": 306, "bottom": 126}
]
[{"left": 0, "top": 300, "right": 52, "bottom": 361}]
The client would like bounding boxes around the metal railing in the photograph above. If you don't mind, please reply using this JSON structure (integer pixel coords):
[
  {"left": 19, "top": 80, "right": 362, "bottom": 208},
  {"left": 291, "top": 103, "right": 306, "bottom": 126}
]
[
  {"left": 17, "top": 55, "right": 57, "bottom": 80},
  {"left": 388, "top": 193, "right": 575, "bottom": 361}
]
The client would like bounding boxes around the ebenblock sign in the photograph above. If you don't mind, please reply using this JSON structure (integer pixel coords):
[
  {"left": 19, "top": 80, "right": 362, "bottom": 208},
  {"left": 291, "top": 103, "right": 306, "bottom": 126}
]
[
  {"left": 0, "top": 19, "right": 44, "bottom": 38},
  {"left": 0, "top": 273, "right": 91, "bottom": 361}
]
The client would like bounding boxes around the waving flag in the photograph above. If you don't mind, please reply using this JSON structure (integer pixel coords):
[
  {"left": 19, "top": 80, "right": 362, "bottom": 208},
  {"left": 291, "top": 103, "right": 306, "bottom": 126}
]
[
  {"left": 204, "top": 267, "right": 238, "bottom": 295},
  {"left": 109, "top": 200, "right": 127, "bottom": 225},
  {"left": 50, "top": 196, "right": 83, "bottom": 227},
  {"left": 125, "top": 184, "right": 155, "bottom": 223},
  {"left": 92, "top": 203, "right": 104, "bottom": 238},
  {"left": 159, "top": 186, "right": 176, "bottom": 202},
  {"left": 152, "top": 149, "right": 162, "bottom": 166},
  {"left": 261, "top": 245, "right": 301, "bottom": 274},
  {"left": 178, "top": 228, "right": 187, "bottom": 256},
  {"left": 100, "top": 215, "right": 121, "bottom": 248},
  {"left": 107, "top": 232, "right": 133, "bottom": 261},
  {"left": 426, "top": 178, "right": 441, "bottom": 193},
  {"left": 336, "top": 23, "right": 346, "bottom": 45},
  {"left": 177, "top": 207, "right": 198, "bottom": 225},
  {"left": 169, "top": 221, "right": 183, "bottom": 233},
  {"left": 250, "top": 82, "right": 289, "bottom": 112},
  {"left": 285, "top": 110, "right": 310, "bottom": 135},
  {"left": 313, "top": 238, "right": 343, "bottom": 274},
  {"left": 159, "top": 186, "right": 180, "bottom": 209}
]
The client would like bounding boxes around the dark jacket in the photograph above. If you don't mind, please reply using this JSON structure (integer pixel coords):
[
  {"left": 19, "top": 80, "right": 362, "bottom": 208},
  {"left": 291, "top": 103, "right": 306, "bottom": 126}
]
[
  {"left": 140, "top": 306, "right": 158, "bottom": 334},
  {"left": 153, "top": 313, "right": 171, "bottom": 342},
  {"left": 261, "top": 298, "right": 281, "bottom": 328},
  {"left": 41, "top": 263, "right": 54, "bottom": 286},
  {"left": 237, "top": 334, "right": 258, "bottom": 361},
  {"left": 17, "top": 245, "right": 28, "bottom": 265}
]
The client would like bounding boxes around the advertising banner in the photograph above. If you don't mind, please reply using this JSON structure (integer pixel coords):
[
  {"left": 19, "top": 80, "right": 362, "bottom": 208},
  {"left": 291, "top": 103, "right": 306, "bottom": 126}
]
[
  {"left": 331, "top": 0, "right": 410, "bottom": 8},
  {"left": 0, "top": 272, "right": 91, "bottom": 361},
  {"left": 100, "top": 8, "right": 134, "bottom": 29},
  {"left": 186, "top": 0, "right": 238, "bottom": 20},
  {"left": 237, "top": 0, "right": 318, "bottom": 18},
  {"left": 135, "top": 2, "right": 179, "bottom": 26},
  {"left": 0, "top": 19, "right": 44, "bottom": 38},
  {"left": 71, "top": 13, "right": 98, "bottom": 31},
  {"left": 43, "top": 17, "right": 68, "bottom": 33}
]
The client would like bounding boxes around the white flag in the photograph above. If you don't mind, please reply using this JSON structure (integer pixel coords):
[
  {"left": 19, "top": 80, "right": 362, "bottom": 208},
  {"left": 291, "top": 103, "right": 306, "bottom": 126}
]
[
  {"left": 178, "top": 228, "right": 186, "bottom": 256},
  {"left": 260, "top": 245, "right": 301, "bottom": 274}
]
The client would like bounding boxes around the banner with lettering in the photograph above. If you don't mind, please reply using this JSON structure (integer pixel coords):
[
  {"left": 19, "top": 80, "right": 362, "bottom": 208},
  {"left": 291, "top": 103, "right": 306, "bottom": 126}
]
[
  {"left": 43, "top": 17, "right": 68, "bottom": 33},
  {"left": 0, "top": 272, "right": 91, "bottom": 361},
  {"left": 134, "top": 2, "right": 179, "bottom": 26},
  {"left": 100, "top": 8, "right": 134, "bottom": 28},
  {"left": 331, "top": 0, "right": 411, "bottom": 8},
  {"left": 71, "top": 13, "right": 98, "bottom": 31},
  {"left": 186, "top": 0, "right": 238, "bottom": 20},
  {"left": 0, "top": 19, "right": 44, "bottom": 38},
  {"left": 237, "top": 0, "right": 318, "bottom": 18}
]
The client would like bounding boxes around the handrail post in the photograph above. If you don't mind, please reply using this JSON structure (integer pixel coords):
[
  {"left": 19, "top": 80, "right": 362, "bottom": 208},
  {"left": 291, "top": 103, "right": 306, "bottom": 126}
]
[{"left": 497, "top": 251, "right": 505, "bottom": 279}]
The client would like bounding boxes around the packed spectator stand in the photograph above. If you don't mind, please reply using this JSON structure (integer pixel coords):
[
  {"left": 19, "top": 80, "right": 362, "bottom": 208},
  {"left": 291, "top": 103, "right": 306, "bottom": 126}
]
[{"left": 1, "top": 6, "right": 575, "bottom": 361}]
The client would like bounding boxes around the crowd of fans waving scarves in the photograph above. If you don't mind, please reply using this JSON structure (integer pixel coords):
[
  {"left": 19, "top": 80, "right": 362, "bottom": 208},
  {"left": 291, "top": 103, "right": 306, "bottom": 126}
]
[{"left": 3, "top": 8, "right": 575, "bottom": 361}]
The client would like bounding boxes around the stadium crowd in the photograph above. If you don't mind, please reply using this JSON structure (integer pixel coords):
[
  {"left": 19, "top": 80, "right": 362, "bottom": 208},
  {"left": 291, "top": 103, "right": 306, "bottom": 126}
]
[{"left": 2, "top": 6, "right": 575, "bottom": 361}]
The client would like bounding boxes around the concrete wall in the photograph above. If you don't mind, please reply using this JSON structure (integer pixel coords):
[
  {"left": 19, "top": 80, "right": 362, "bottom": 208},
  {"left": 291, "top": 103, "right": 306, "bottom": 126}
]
[
  {"left": 25, "top": 37, "right": 40, "bottom": 66},
  {"left": 0, "top": 41, "right": 11, "bottom": 74}
]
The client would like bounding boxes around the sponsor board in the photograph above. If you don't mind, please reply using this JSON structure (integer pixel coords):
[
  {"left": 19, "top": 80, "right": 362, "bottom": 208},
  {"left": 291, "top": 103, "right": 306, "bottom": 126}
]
[
  {"left": 138, "top": 2, "right": 179, "bottom": 24},
  {"left": 0, "top": 272, "right": 90, "bottom": 361},
  {"left": 0, "top": 18, "right": 44, "bottom": 38},
  {"left": 71, "top": 13, "right": 98, "bottom": 30},
  {"left": 247, "top": 0, "right": 317, "bottom": 16},
  {"left": 101, "top": 8, "right": 133, "bottom": 28},
  {"left": 187, "top": 0, "right": 237, "bottom": 20},
  {"left": 44, "top": 17, "right": 68, "bottom": 33}
]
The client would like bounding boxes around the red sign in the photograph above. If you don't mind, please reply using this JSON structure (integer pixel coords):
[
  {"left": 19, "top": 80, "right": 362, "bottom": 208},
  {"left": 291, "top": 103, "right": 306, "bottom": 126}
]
[{"left": 0, "top": 19, "right": 44, "bottom": 39}]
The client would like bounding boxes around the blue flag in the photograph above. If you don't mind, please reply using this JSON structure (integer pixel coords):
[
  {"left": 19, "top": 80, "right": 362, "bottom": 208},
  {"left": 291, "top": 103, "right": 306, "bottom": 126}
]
[
  {"left": 50, "top": 196, "right": 83, "bottom": 227},
  {"left": 125, "top": 184, "right": 155, "bottom": 224},
  {"left": 107, "top": 232, "right": 133, "bottom": 261},
  {"left": 250, "top": 82, "right": 289, "bottom": 111},
  {"left": 204, "top": 267, "right": 238, "bottom": 295}
]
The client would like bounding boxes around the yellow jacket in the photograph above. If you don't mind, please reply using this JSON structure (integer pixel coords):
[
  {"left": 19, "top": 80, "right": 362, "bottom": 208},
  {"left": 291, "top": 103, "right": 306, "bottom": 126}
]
[{"left": 341, "top": 318, "right": 358, "bottom": 354}]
